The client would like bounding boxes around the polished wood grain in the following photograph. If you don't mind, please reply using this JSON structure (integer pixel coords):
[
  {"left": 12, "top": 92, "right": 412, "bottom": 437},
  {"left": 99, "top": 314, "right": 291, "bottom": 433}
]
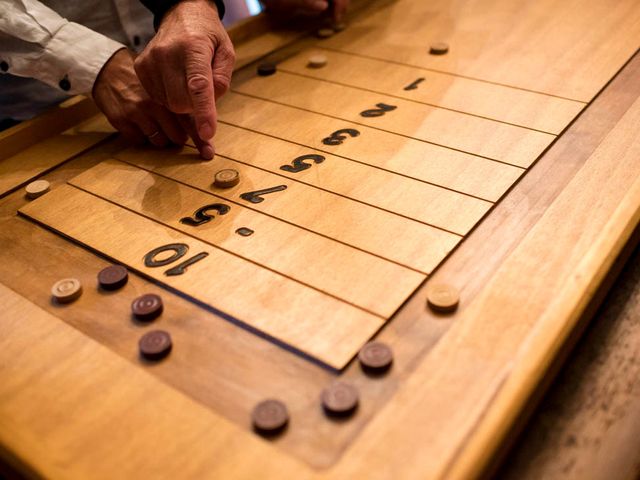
[
  {"left": 213, "top": 119, "right": 521, "bottom": 203},
  {"left": 0, "top": 96, "right": 98, "bottom": 162},
  {"left": 0, "top": 283, "right": 306, "bottom": 480},
  {"left": 232, "top": 71, "right": 555, "bottom": 166},
  {"left": 277, "top": 48, "right": 585, "bottom": 134},
  {"left": 68, "top": 159, "right": 425, "bottom": 317},
  {"left": 2, "top": 0, "right": 640, "bottom": 477},
  {"left": 217, "top": 93, "right": 524, "bottom": 198},
  {"left": 19, "top": 184, "right": 384, "bottom": 369},
  {"left": 332, "top": 85, "right": 640, "bottom": 480},
  {"left": 500, "top": 241, "right": 640, "bottom": 480},
  {"left": 320, "top": 0, "right": 640, "bottom": 101},
  {"left": 0, "top": 116, "right": 112, "bottom": 198},
  {"left": 116, "top": 146, "right": 462, "bottom": 271}
]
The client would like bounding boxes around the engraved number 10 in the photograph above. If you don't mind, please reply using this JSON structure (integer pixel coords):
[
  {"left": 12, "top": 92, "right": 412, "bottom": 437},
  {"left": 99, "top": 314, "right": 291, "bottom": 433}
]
[{"left": 143, "top": 243, "right": 208, "bottom": 277}]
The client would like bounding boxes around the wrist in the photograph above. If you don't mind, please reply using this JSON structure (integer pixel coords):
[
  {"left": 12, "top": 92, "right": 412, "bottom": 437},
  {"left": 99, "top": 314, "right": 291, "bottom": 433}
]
[
  {"left": 92, "top": 48, "right": 128, "bottom": 99},
  {"left": 153, "top": 0, "right": 225, "bottom": 29}
]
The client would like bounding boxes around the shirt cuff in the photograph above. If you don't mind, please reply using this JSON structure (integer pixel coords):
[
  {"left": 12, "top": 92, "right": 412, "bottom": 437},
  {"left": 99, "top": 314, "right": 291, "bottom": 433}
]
[{"left": 37, "top": 22, "right": 126, "bottom": 95}]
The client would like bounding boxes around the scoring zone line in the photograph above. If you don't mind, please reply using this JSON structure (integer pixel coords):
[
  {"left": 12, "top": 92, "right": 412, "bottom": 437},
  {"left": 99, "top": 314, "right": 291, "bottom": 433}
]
[
  {"left": 229, "top": 89, "right": 542, "bottom": 169},
  {"left": 214, "top": 151, "right": 483, "bottom": 236},
  {"left": 276, "top": 67, "right": 560, "bottom": 136},
  {"left": 67, "top": 180, "right": 391, "bottom": 319},
  {"left": 216, "top": 120, "right": 515, "bottom": 203},
  {"left": 169, "top": 145, "right": 481, "bottom": 238},
  {"left": 316, "top": 45, "right": 589, "bottom": 104},
  {"left": 111, "top": 156, "right": 438, "bottom": 274}
]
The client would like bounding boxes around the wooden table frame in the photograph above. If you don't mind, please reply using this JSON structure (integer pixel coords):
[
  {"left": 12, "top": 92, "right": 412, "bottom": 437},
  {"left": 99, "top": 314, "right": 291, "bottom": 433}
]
[{"left": 1, "top": 1, "right": 640, "bottom": 478}]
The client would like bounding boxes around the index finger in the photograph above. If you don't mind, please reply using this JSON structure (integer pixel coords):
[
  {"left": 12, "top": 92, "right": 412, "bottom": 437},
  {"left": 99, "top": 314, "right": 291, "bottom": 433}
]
[
  {"left": 179, "top": 114, "right": 215, "bottom": 160},
  {"left": 185, "top": 46, "right": 216, "bottom": 141}
]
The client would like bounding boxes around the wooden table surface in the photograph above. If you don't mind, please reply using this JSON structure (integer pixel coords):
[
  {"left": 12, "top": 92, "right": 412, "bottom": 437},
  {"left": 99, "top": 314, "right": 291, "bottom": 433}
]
[
  {"left": 499, "top": 240, "right": 640, "bottom": 480},
  {"left": 1, "top": 0, "right": 640, "bottom": 478}
]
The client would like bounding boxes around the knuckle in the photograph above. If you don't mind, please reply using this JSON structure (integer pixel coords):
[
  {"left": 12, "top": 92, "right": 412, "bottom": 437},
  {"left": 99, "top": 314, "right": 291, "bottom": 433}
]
[
  {"left": 187, "top": 73, "right": 211, "bottom": 96},
  {"left": 213, "top": 74, "right": 231, "bottom": 95}
]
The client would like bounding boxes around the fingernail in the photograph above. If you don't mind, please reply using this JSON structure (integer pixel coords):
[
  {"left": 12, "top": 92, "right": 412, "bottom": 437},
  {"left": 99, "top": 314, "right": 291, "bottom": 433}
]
[
  {"left": 198, "top": 121, "right": 214, "bottom": 140},
  {"left": 202, "top": 144, "right": 214, "bottom": 160}
]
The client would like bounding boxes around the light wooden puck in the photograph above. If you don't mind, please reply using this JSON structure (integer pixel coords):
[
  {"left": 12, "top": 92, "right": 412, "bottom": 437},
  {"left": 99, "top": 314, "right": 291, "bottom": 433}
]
[
  {"left": 317, "top": 28, "right": 335, "bottom": 39},
  {"left": 51, "top": 278, "right": 82, "bottom": 304},
  {"left": 308, "top": 54, "right": 328, "bottom": 68},
  {"left": 429, "top": 42, "right": 449, "bottom": 55},
  {"left": 25, "top": 180, "right": 50, "bottom": 199},
  {"left": 426, "top": 283, "right": 460, "bottom": 313},
  {"left": 214, "top": 169, "right": 240, "bottom": 188}
]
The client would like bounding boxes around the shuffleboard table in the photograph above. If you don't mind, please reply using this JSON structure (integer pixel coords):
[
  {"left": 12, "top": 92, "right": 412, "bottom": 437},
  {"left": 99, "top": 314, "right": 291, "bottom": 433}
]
[{"left": 1, "top": 0, "right": 640, "bottom": 478}]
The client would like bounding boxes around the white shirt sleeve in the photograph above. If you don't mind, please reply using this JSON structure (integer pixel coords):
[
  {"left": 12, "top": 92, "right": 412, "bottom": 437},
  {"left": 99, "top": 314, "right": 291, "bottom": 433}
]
[{"left": 0, "top": 0, "right": 126, "bottom": 95}]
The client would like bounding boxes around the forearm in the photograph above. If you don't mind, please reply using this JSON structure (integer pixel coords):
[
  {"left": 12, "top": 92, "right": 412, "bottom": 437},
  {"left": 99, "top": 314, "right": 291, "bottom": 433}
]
[{"left": 0, "top": 0, "right": 125, "bottom": 95}]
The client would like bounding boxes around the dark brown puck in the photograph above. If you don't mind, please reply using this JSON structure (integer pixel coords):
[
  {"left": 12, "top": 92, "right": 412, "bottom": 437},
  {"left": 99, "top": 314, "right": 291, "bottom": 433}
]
[
  {"left": 139, "top": 330, "right": 172, "bottom": 360},
  {"left": 131, "top": 293, "right": 163, "bottom": 321},
  {"left": 257, "top": 62, "right": 277, "bottom": 76},
  {"left": 252, "top": 399, "right": 289, "bottom": 435},
  {"left": 430, "top": 42, "right": 449, "bottom": 55},
  {"left": 358, "top": 341, "right": 393, "bottom": 373},
  {"left": 97, "top": 265, "right": 128, "bottom": 290},
  {"left": 321, "top": 382, "right": 359, "bottom": 417}
]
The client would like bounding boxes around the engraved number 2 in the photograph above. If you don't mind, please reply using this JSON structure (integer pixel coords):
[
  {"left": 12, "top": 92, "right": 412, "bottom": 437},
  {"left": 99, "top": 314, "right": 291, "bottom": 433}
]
[{"left": 360, "top": 103, "right": 397, "bottom": 118}]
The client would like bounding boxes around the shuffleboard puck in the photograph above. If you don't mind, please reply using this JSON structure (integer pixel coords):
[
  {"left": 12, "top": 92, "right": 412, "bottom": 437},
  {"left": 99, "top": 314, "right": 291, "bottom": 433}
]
[
  {"left": 25, "top": 180, "right": 50, "bottom": 199},
  {"left": 257, "top": 62, "right": 277, "bottom": 76},
  {"left": 358, "top": 341, "right": 393, "bottom": 373},
  {"left": 426, "top": 283, "right": 460, "bottom": 313},
  {"left": 214, "top": 169, "right": 240, "bottom": 188},
  {"left": 252, "top": 399, "right": 289, "bottom": 435},
  {"left": 139, "top": 330, "right": 172, "bottom": 360},
  {"left": 51, "top": 278, "right": 82, "bottom": 304},
  {"left": 132, "top": 293, "right": 163, "bottom": 321},
  {"left": 308, "top": 54, "right": 328, "bottom": 68},
  {"left": 429, "top": 42, "right": 449, "bottom": 55},
  {"left": 97, "top": 265, "right": 128, "bottom": 291},
  {"left": 321, "top": 382, "right": 359, "bottom": 417}
]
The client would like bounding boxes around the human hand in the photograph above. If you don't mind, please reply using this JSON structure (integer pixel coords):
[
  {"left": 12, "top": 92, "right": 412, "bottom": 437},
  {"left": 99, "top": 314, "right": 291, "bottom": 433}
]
[
  {"left": 261, "top": 0, "right": 350, "bottom": 22},
  {"left": 93, "top": 48, "right": 188, "bottom": 149},
  {"left": 134, "top": 0, "right": 235, "bottom": 159}
]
